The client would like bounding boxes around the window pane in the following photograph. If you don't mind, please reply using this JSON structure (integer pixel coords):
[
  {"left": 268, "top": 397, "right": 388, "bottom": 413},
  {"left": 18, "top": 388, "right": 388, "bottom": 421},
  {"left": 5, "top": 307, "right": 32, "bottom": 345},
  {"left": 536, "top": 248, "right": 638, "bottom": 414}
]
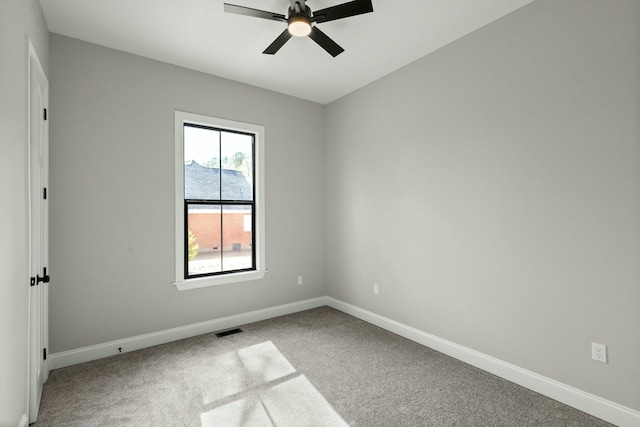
[
  {"left": 187, "top": 204, "right": 221, "bottom": 276},
  {"left": 184, "top": 126, "right": 221, "bottom": 200},
  {"left": 221, "top": 132, "right": 253, "bottom": 201},
  {"left": 221, "top": 204, "right": 253, "bottom": 271}
]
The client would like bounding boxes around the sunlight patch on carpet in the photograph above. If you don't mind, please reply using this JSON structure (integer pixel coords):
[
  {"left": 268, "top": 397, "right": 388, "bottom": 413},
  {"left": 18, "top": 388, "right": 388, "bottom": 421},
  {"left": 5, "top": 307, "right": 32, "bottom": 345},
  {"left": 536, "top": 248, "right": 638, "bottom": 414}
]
[
  {"left": 260, "top": 375, "right": 348, "bottom": 427},
  {"left": 202, "top": 350, "right": 247, "bottom": 403},
  {"left": 238, "top": 341, "right": 296, "bottom": 383},
  {"left": 201, "top": 397, "right": 272, "bottom": 427},
  {"left": 200, "top": 341, "right": 347, "bottom": 427}
]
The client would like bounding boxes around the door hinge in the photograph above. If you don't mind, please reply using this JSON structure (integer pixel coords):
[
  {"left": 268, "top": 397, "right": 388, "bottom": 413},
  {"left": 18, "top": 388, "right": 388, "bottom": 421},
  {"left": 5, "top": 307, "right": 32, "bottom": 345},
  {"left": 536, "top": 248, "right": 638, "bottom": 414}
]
[
  {"left": 30, "top": 277, "right": 36, "bottom": 287},
  {"left": 36, "top": 267, "right": 50, "bottom": 285},
  {"left": 43, "top": 187, "right": 47, "bottom": 200},
  {"left": 43, "top": 108, "right": 47, "bottom": 120},
  {"left": 43, "top": 348, "right": 47, "bottom": 361}
]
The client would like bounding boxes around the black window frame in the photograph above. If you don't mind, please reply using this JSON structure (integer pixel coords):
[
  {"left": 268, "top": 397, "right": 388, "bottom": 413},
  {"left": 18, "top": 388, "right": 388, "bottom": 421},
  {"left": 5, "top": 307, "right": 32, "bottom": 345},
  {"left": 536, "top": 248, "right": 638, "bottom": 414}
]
[{"left": 183, "top": 123, "right": 256, "bottom": 280}]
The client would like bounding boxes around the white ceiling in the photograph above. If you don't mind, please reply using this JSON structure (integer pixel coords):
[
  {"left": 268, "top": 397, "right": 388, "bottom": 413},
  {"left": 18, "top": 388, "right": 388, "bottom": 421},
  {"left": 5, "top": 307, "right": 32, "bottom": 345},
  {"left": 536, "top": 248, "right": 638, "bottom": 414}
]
[{"left": 39, "top": 0, "right": 533, "bottom": 104}]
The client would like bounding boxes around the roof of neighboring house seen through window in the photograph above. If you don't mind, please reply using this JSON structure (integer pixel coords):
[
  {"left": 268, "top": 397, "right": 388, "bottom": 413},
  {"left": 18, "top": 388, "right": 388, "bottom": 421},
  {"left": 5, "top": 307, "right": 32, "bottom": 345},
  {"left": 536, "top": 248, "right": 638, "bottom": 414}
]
[{"left": 184, "top": 160, "right": 252, "bottom": 201}]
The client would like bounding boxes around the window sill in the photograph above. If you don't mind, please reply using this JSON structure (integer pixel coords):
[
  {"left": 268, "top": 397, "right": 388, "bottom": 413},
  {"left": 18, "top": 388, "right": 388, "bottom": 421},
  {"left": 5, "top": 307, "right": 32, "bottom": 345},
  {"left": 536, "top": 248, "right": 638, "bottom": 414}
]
[{"left": 173, "top": 270, "right": 267, "bottom": 291}]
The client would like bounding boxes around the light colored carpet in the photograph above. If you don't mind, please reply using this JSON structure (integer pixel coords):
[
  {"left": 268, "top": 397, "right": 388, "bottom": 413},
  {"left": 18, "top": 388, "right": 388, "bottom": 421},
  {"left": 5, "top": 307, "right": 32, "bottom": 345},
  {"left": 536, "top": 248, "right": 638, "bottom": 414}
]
[{"left": 34, "top": 307, "right": 613, "bottom": 426}]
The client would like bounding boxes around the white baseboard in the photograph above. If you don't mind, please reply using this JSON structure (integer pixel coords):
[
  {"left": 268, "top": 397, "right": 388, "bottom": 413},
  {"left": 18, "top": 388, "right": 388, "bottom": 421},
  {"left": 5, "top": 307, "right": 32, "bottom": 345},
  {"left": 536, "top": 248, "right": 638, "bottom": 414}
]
[
  {"left": 326, "top": 297, "right": 640, "bottom": 427},
  {"left": 18, "top": 414, "right": 28, "bottom": 427},
  {"left": 49, "top": 296, "right": 327, "bottom": 371},
  {"left": 47, "top": 295, "right": 639, "bottom": 427}
]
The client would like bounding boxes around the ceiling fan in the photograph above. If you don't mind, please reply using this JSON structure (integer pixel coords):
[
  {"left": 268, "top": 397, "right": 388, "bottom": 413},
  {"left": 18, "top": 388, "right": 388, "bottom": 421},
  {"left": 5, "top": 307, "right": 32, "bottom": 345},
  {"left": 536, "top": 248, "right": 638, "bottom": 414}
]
[{"left": 223, "top": 0, "right": 374, "bottom": 57}]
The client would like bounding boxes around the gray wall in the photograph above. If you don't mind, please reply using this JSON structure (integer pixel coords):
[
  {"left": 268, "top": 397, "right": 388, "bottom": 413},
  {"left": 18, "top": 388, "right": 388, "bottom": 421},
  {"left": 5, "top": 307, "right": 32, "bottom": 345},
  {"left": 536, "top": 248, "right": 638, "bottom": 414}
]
[
  {"left": 325, "top": 0, "right": 640, "bottom": 411},
  {"left": 0, "top": 0, "right": 49, "bottom": 423},
  {"left": 49, "top": 35, "right": 326, "bottom": 353}
]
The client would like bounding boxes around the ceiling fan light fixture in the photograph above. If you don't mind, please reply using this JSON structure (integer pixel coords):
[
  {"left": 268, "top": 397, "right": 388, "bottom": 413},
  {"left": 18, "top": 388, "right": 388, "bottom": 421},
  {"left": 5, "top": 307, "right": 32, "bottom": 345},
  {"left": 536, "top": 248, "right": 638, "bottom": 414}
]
[{"left": 288, "top": 14, "right": 312, "bottom": 37}]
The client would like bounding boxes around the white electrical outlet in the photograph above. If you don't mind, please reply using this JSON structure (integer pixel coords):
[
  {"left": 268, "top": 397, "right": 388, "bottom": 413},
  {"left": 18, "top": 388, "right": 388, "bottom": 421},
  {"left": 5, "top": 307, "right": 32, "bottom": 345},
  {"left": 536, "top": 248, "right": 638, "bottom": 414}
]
[
  {"left": 373, "top": 284, "right": 379, "bottom": 295},
  {"left": 297, "top": 276, "right": 303, "bottom": 286},
  {"left": 591, "top": 342, "right": 607, "bottom": 363}
]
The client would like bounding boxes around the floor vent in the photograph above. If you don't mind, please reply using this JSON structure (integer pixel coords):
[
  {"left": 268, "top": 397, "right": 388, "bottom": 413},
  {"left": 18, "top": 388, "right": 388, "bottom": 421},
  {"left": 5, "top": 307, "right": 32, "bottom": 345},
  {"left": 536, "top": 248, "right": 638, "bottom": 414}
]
[{"left": 215, "top": 328, "right": 243, "bottom": 338}]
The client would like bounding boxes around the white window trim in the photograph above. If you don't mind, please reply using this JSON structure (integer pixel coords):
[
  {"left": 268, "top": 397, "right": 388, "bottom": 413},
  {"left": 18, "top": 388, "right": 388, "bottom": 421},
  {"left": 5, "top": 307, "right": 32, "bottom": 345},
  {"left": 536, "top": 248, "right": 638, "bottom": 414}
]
[{"left": 174, "top": 111, "right": 266, "bottom": 291}]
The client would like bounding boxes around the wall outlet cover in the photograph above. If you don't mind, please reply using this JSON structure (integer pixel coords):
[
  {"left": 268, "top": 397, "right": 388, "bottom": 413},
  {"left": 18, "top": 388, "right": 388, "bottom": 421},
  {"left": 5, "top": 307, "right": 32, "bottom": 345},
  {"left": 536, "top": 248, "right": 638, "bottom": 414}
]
[{"left": 591, "top": 342, "right": 607, "bottom": 363}]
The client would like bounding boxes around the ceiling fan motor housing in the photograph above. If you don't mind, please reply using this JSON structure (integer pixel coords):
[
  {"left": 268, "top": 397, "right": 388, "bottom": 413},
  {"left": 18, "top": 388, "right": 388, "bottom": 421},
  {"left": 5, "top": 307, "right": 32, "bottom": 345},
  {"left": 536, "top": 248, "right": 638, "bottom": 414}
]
[{"left": 287, "top": 4, "right": 312, "bottom": 37}]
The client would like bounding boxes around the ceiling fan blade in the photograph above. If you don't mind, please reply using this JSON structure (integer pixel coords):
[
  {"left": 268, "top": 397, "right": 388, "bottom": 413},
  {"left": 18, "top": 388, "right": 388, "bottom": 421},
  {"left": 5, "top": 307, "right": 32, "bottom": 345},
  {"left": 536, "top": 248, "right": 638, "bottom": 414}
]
[
  {"left": 312, "top": 0, "right": 373, "bottom": 24},
  {"left": 263, "top": 29, "right": 293, "bottom": 55},
  {"left": 308, "top": 27, "right": 344, "bottom": 57},
  {"left": 224, "top": 3, "right": 286, "bottom": 22}
]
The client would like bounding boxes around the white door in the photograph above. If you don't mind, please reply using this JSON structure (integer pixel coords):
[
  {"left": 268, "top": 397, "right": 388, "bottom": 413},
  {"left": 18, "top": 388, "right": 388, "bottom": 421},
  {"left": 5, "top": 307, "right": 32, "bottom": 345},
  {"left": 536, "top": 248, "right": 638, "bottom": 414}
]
[{"left": 28, "top": 40, "right": 49, "bottom": 424}]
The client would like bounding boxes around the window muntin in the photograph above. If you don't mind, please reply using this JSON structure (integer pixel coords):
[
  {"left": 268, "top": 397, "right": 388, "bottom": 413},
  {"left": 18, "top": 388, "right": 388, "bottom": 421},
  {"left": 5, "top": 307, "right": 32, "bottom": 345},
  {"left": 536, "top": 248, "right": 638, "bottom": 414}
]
[{"left": 174, "top": 111, "right": 265, "bottom": 290}]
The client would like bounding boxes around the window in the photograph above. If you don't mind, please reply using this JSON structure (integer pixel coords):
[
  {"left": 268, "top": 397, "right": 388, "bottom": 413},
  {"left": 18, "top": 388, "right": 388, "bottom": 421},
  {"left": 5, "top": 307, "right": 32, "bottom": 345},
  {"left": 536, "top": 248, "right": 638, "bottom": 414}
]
[{"left": 174, "top": 111, "right": 265, "bottom": 290}]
